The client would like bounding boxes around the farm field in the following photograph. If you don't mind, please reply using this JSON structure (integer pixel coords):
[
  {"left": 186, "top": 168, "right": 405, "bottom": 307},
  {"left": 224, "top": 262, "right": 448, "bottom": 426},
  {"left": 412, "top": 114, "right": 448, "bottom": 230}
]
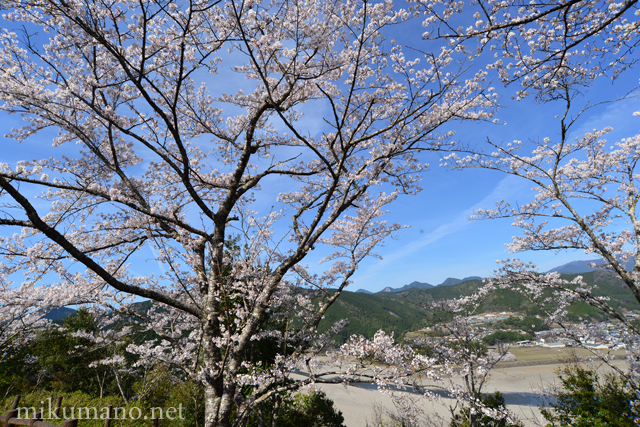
[{"left": 498, "top": 346, "right": 628, "bottom": 366}]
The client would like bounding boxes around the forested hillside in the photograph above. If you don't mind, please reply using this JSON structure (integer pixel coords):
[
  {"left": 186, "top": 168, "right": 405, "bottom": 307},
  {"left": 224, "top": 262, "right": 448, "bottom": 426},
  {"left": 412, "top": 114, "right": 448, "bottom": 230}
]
[
  {"left": 43, "top": 271, "right": 640, "bottom": 343},
  {"left": 320, "top": 271, "right": 640, "bottom": 342}
]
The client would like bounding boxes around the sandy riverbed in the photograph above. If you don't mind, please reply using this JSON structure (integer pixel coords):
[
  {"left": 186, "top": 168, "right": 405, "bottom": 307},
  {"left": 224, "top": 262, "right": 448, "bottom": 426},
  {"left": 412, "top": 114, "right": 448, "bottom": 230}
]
[{"left": 309, "top": 353, "right": 628, "bottom": 427}]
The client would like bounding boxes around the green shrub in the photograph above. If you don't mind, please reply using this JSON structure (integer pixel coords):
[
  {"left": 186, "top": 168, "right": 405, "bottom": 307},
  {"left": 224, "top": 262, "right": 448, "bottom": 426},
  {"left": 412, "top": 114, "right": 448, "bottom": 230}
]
[
  {"left": 1, "top": 390, "right": 139, "bottom": 427},
  {"left": 449, "top": 391, "right": 523, "bottom": 427},
  {"left": 246, "top": 390, "right": 345, "bottom": 427},
  {"left": 540, "top": 364, "right": 637, "bottom": 427},
  {"left": 0, "top": 383, "right": 203, "bottom": 427}
]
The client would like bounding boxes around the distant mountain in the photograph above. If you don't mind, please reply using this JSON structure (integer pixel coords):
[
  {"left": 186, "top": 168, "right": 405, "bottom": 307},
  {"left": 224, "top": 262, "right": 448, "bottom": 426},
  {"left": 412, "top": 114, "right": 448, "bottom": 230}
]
[
  {"left": 547, "top": 259, "right": 634, "bottom": 274},
  {"left": 379, "top": 281, "right": 433, "bottom": 293},
  {"left": 435, "top": 277, "right": 483, "bottom": 287},
  {"left": 440, "top": 278, "right": 462, "bottom": 287},
  {"left": 378, "top": 277, "right": 483, "bottom": 293},
  {"left": 42, "top": 307, "right": 76, "bottom": 322},
  {"left": 546, "top": 259, "right": 601, "bottom": 274},
  {"left": 355, "top": 289, "right": 373, "bottom": 294}
]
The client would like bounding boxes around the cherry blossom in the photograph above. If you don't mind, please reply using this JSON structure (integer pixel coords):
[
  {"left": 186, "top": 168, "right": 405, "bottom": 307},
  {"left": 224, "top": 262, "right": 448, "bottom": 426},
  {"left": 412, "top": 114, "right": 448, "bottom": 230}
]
[
  {"left": 417, "top": 0, "right": 639, "bottom": 100},
  {"left": 0, "top": 0, "right": 497, "bottom": 425},
  {"left": 441, "top": 51, "right": 640, "bottom": 423}
]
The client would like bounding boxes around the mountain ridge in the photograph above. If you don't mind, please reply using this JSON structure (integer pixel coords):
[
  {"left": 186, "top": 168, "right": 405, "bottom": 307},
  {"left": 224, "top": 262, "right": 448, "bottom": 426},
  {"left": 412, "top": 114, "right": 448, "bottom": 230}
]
[
  {"left": 370, "top": 276, "right": 484, "bottom": 294},
  {"left": 546, "top": 258, "right": 635, "bottom": 274},
  {"left": 364, "top": 257, "right": 636, "bottom": 295},
  {"left": 379, "top": 280, "right": 433, "bottom": 293}
]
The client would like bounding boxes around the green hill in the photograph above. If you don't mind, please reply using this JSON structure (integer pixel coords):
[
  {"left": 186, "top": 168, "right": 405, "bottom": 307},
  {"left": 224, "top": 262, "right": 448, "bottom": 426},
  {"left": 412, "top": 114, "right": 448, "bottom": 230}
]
[
  {"left": 36, "top": 271, "right": 640, "bottom": 344},
  {"left": 319, "top": 290, "right": 430, "bottom": 342},
  {"left": 320, "top": 272, "right": 640, "bottom": 342},
  {"left": 556, "top": 270, "right": 640, "bottom": 320},
  {"left": 319, "top": 279, "right": 484, "bottom": 342}
]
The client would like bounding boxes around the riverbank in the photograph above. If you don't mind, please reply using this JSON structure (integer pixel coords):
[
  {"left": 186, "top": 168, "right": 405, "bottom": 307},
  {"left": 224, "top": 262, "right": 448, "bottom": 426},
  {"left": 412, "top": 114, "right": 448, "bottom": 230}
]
[{"left": 316, "top": 348, "right": 628, "bottom": 426}]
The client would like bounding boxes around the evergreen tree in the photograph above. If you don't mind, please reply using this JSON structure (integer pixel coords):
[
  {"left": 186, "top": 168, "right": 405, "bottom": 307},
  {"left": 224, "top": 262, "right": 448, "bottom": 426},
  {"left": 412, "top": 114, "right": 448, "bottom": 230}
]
[{"left": 541, "top": 364, "right": 637, "bottom": 427}]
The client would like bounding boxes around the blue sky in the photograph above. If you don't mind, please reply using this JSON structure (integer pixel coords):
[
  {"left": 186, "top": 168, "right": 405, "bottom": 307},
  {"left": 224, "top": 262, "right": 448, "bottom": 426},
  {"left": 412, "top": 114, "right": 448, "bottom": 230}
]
[
  {"left": 348, "top": 75, "right": 640, "bottom": 292},
  {"left": 0, "top": 5, "right": 638, "bottom": 295}
]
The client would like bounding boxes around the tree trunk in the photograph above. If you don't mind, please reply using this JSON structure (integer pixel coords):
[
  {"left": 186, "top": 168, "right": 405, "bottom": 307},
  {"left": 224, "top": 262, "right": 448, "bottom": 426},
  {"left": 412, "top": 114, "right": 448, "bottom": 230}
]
[{"left": 204, "top": 384, "right": 225, "bottom": 427}]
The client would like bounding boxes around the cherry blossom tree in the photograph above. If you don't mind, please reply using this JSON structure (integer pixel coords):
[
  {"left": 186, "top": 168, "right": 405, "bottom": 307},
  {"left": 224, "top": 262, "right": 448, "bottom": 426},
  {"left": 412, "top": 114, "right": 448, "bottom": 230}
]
[
  {"left": 418, "top": 0, "right": 639, "bottom": 99},
  {"left": 0, "top": 282, "right": 49, "bottom": 357},
  {"left": 333, "top": 287, "right": 524, "bottom": 427},
  {"left": 0, "top": 0, "right": 498, "bottom": 425},
  {"left": 443, "top": 105, "right": 640, "bottom": 395},
  {"left": 333, "top": 3, "right": 640, "bottom": 423},
  {"left": 344, "top": 0, "right": 640, "bottom": 422},
  {"left": 437, "top": 0, "right": 640, "bottom": 410}
]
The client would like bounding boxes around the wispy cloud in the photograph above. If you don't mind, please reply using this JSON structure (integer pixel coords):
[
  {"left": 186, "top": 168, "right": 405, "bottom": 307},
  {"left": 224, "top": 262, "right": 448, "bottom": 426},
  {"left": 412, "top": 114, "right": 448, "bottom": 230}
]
[
  {"left": 571, "top": 96, "right": 639, "bottom": 141},
  {"left": 355, "top": 175, "right": 527, "bottom": 281}
]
